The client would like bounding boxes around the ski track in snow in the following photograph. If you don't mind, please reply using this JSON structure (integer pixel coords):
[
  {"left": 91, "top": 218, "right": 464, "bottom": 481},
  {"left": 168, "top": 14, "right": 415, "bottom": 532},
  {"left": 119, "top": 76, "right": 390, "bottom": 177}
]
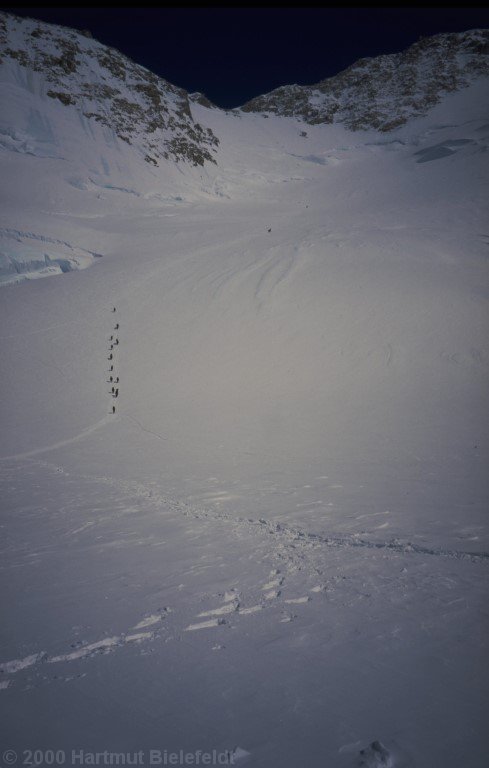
[
  {"left": 124, "top": 413, "right": 167, "bottom": 441},
  {"left": 0, "top": 417, "right": 112, "bottom": 461},
  {"left": 1, "top": 459, "right": 488, "bottom": 692}
]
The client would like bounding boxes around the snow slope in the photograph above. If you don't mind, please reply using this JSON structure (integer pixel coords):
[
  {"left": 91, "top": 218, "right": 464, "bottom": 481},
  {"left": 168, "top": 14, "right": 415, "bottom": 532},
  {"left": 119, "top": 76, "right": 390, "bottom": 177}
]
[{"left": 1, "top": 14, "right": 489, "bottom": 768}]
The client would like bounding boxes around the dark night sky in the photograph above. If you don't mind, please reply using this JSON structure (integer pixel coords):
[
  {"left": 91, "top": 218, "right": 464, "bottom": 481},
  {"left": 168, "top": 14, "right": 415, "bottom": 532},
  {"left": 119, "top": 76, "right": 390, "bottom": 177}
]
[{"left": 4, "top": 7, "right": 489, "bottom": 108}]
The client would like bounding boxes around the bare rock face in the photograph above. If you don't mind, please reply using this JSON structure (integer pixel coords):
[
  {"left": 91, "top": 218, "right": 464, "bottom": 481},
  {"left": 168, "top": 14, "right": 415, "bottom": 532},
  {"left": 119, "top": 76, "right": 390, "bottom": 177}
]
[
  {"left": 0, "top": 11, "right": 219, "bottom": 166},
  {"left": 240, "top": 29, "right": 489, "bottom": 131}
]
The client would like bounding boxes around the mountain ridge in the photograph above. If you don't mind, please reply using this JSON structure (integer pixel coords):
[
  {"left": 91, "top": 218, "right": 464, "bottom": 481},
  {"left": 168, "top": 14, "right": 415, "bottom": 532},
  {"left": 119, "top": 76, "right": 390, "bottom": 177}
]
[
  {"left": 240, "top": 29, "right": 489, "bottom": 131},
  {"left": 1, "top": 11, "right": 488, "bottom": 169},
  {"left": 0, "top": 11, "right": 219, "bottom": 167}
]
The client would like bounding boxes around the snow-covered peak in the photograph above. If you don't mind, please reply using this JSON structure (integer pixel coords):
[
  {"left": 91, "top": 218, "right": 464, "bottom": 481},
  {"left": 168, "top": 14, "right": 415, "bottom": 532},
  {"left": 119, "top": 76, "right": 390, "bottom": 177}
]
[
  {"left": 0, "top": 11, "right": 219, "bottom": 166},
  {"left": 240, "top": 29, "right": 489, "bottom": 131}
]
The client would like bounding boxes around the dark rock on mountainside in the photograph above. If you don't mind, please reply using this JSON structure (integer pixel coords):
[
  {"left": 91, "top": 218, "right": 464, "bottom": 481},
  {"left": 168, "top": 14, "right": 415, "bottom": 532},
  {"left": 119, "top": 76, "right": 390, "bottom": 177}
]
[
  {"left": 240, "top": 29, "right": 489, "bottom": 131},
  {"left": 1, "top": 10, "right": 488, "bottom": 166},
  {"left": 0, "top": 11, "right": 219, "bottom": 166},
  {"left": 189, "top": 92, "right": 218, "bottom": 109}
]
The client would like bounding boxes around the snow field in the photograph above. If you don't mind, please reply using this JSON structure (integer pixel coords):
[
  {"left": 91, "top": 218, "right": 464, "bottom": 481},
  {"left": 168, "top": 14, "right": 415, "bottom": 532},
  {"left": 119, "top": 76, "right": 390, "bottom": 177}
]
[{"left": 0, "top": 47, "right": 488, "bottom": 766}]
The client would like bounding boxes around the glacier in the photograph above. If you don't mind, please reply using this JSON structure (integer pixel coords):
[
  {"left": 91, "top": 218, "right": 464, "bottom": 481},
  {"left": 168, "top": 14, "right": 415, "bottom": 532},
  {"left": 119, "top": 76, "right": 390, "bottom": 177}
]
[{"left": 1, "top": 13, "right": 488, "bottom": 768}]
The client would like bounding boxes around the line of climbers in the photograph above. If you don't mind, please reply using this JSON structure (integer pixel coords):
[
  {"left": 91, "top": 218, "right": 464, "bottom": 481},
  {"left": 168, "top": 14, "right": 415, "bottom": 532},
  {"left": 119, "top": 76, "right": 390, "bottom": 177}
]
[{"left": 108, "top": 307, "right": 120, "bottom": 414}]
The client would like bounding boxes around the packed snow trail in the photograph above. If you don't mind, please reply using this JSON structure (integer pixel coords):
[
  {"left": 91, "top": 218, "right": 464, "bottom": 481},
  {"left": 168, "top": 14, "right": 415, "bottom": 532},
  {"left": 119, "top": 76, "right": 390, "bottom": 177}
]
[{"left": 0, "top": 458, "right": 487, "bottom": 767}]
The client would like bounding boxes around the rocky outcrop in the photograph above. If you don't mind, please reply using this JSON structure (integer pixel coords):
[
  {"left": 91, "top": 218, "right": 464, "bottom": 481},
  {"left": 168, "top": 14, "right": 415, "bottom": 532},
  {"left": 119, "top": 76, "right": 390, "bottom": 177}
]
[
  {"left": 240, "top": 29, "right": 489, "bottom": 131},
  {"left": 0, "top": 11, "right": 219, "bottom": 166}
]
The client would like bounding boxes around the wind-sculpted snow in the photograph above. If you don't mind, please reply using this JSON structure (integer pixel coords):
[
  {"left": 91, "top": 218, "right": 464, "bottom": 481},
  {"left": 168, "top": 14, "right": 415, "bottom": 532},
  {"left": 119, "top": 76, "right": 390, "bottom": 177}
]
[
  {"left": 0, "top": 227, "right": 103, "bottom": 284},
  {"left": 0, "top": 459, "right": 487, "bottom": 766}
]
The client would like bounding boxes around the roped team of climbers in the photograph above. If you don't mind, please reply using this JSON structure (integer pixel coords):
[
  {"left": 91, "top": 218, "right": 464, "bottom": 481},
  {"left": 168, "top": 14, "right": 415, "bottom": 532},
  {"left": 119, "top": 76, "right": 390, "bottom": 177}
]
[{"left": 109, "top": 307, "right": 120, "bottom": 414}]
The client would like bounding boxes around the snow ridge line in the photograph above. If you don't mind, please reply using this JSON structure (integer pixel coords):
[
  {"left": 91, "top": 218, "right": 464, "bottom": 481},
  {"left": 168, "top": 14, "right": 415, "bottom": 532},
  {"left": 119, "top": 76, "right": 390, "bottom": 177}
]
[
  {"left": 193, "top": 512, "right": 489, "bottom": 564},
  {"left": 0, "top": 227, "right": 103, "bottom": 257},
  {"left": 11, "top": 461, "right": 487, "bottom": 564},
  {"left": 44, "top": 469, "right": 488, "bottom": 565},
  {"left": 292, "top": 528, "right": 489, "bottom": 562}
]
